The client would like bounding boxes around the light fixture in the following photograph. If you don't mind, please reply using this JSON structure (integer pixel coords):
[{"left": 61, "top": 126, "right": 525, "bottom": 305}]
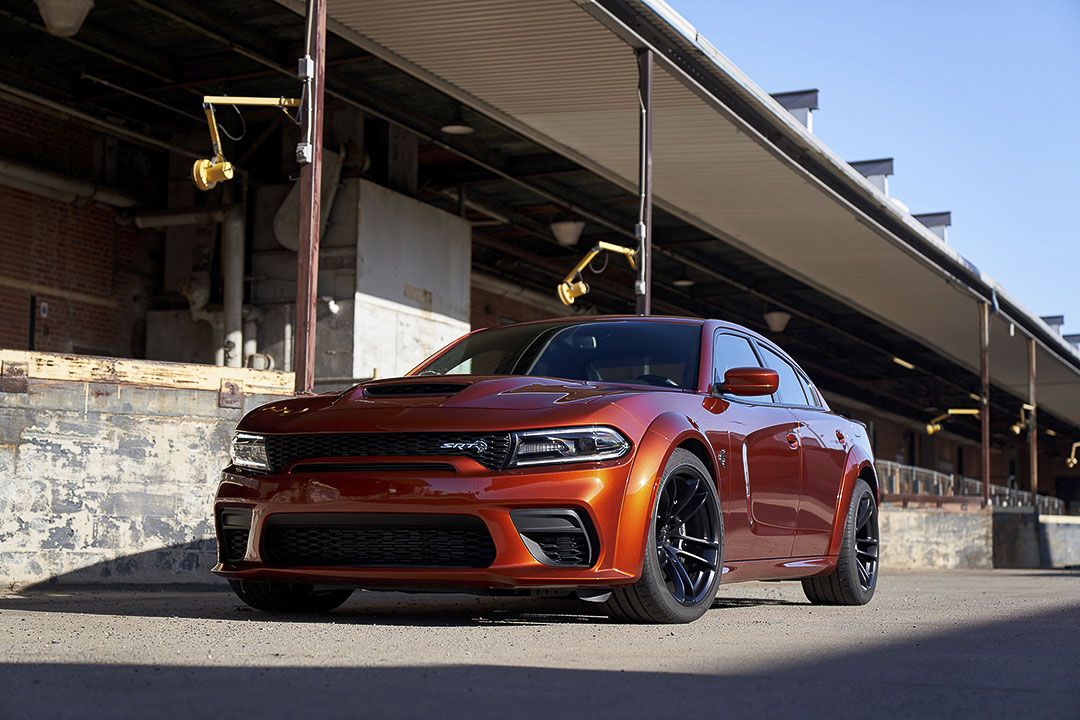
[
  {"left": 925, "top": 407, "right": 980, "bottom": 435},
  {"left": 1046, "top": 428, "right": 1058, "bottom": 437},
  {"left": 550, "top": 219, "right": 585, "bottom": 247},
  {"left": 763, "top": 309, "right": 791, "bottom": 333},
  {"left": 892, "top": 356, "right": 916, "bottom": 371},
  {"left": 556, "top": 241, "right": 637, "bottom": 306},
  {"left": 1067, "top": 442, "right": 1080, "bottom": 469},
  {"left": 440, "top": 106, "right": 474, "bottom": 135},
  {"left": 1010, "top": 403, "right": 1035, "bottom": 435},
  {"left": 672, "top": 269, "right": 695, "bottom": 288},
  {"left": 34, "top": 0, "right": 93, "bottom": 37}
]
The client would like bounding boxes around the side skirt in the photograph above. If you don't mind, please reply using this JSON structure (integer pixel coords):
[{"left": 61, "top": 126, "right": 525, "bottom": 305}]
[{"left": 720, "top": 556, "right": 836, "bottom": 583}]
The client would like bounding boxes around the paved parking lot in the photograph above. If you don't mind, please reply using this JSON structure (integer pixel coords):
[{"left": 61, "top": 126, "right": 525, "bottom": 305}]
[{"left": 1, "top": 570, "right": 1077, "bottom": 719}]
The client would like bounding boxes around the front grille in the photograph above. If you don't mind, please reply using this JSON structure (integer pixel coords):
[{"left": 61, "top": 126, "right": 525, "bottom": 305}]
[
  {"left": 263, "top": 514, "right": 496, "bottom": 568},
  {"left": 263, "top": 432, "right": 511, "bottom": 472},
  {"left": 364, "top": 383, "right": 470, "bottom": 397}
]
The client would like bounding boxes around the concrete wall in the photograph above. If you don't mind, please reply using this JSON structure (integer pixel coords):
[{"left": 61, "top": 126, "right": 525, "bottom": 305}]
[
  {"left": 352, "top": 179, "right": 471, "bottom": 379},
  {"left": 251, "top": 178, "right": 471, "bottom": 383},
  {"left": 879, "top": 506, "right": 993, "bottom": 570},
  {"left": 1039, "top": 516, "right": 1080, "bottom": 568},
  {"left": 0, "top": 351, "right": 292, "bottom": 589}
]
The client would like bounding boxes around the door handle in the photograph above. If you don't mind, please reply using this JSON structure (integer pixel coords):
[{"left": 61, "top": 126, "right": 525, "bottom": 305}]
[{"left": 786, "top": 431, "right": 800, "bottom": 449}]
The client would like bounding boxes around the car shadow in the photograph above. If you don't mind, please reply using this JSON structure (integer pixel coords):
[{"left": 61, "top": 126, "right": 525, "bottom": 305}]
[{"left": 1, "top": 601, "right": 1077, "bottom": 719}]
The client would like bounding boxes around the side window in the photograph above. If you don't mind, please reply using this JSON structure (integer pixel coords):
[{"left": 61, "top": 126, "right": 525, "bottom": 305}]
[
  {"left": 712, "top": 332, "right": 762, "bottom": 387},
  {"left": 797, "top": 372, "right": 823, "bottom": 408},
  {"left": 758, "top": 345, "right": 809, "bottom": 406}
]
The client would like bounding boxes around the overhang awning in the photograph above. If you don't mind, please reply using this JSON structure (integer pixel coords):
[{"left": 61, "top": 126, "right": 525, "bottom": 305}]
[{"left": 298, "top": 0, "right": 1080, "bottom": 428}]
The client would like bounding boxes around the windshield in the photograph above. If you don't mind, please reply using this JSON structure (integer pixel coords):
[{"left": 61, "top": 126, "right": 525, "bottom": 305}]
[{"left": 414, "top": 320, "right": 702, "bottom": 389}]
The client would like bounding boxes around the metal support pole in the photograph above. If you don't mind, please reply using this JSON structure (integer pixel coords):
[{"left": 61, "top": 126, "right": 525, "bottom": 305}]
[
  {"left": 222, "top": 206, "right": 245, "bottom": 368},
  {"left": 635, "top": 48, "right": 653, "bottom": 316},
  {"left": 979, "top": 301, "right": 991, "bottom": 505},
  {"left": 293, "top": 0, "right": 326, "bottom": 394},
  {"left": 1028, "top": 337, "right": 1038, "bottom": 497}
]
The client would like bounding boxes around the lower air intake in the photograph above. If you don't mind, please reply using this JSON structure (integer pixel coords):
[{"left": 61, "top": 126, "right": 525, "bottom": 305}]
[
  {"left": 511, "top": 508, "right": 597, "bottom": 568},
  {"left": 263, "top": 513, "right": 496, "bottom": 568}
]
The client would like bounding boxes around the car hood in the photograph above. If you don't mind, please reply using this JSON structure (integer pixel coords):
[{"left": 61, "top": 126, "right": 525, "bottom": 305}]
[{"left": 239, "top": 376, "right": 676, "bottom": 435}]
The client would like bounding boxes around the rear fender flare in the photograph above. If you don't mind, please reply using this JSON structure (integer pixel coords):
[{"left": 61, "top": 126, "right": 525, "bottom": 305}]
[{"left": 825, "top": 443, "right": 877, "bottom": 558}]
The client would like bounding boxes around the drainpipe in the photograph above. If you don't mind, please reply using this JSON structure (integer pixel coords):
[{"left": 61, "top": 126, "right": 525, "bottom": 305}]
[
  {"left": 222, "top": 206, "right": 245, "bottom": 368},
  {"left": 243, "top": 305, "right": 264, "bottom": 365},
  {"left": 133, "top": 208, "right": 227, "bottom": 228},
  {"left": 0, "top": 155, "right": 138, "bottom": 207}
]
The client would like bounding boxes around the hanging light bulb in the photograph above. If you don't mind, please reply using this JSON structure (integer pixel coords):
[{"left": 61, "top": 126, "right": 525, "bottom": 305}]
[{"left": 440, "top": 106, "right": 474, "bottom": 135}]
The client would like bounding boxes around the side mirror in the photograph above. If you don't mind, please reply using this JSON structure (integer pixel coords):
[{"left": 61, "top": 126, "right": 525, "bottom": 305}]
[{"left": 715, "top": 367, "right": 779, "bottom": 397}]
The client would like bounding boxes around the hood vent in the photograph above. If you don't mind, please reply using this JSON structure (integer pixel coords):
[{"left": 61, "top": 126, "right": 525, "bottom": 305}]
[{"left": 363, "top": 382, "right": 471, "bottom": 397}]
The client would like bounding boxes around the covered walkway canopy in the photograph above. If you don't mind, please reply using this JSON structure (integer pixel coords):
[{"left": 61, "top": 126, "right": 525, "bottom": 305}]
[{"left": 294, "top": 0, "right": 1080, "bottom": 431}]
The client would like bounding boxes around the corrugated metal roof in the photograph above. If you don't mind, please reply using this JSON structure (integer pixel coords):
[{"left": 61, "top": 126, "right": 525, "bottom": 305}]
[{"left": 294, "top": 0, "right": 1080, "bottom": 427}]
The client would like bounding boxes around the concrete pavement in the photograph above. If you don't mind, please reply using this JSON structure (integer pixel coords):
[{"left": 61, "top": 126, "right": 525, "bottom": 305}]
[{"left": 1, "top": 570, "right": 1077, "bottom": 719}]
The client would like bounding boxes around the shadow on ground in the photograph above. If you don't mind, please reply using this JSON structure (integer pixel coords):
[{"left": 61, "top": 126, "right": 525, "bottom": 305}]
[{"left": 1, "top": 601, "right": 1077, "bottom": 719}]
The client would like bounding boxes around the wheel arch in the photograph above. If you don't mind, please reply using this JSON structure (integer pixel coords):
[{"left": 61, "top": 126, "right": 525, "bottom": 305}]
[
  {"left": 826, "top": 445, "right": 878, "bottom": 557},
  {"left": 612, "top": 413, "right": 720, "bottom": 579}
]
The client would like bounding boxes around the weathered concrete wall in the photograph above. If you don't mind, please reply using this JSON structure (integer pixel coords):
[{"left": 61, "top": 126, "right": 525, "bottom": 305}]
[
  {"left": 992, "top": 509, "right": 1041, "bottom": 568},
  {"left": 879, "top": 506, "right": 993, "bottom": 569},
  {"left": 0, "top": 352, "right": 292, "bottom": 589},
  {"left": 1039, "top": 516, "right": 1080, "bottom": 568}
]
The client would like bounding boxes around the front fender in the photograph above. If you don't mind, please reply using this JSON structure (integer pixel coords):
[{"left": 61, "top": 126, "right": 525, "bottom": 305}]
[{"left": 610, "top": 412, "right": 718, "bottom": 580}]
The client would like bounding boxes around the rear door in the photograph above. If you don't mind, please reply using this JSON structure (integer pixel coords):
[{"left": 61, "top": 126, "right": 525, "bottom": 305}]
[{"left": 758, "top": 344, "right": 847, "bottom": 558}]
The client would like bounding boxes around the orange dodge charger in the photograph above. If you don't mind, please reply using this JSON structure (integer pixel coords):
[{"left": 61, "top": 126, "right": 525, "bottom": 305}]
[{"left": 214, "top": 316, "right": 880, "bottom": 623}]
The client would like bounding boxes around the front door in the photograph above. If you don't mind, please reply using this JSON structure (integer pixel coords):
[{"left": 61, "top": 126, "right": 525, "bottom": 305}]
[{"left": 708, "top": 331, "right": 802, "bottom": 560}]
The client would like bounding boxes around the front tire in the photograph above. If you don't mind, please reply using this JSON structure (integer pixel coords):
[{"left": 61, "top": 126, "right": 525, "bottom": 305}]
[
  {"left": 802, "top": 478, "right": 879, "bottom": 605},
  {"left": 229, "top": 580, "right": 353, "bottom": 614},
  {"left": 605, "top": 449, "right": 723, "bottom": 624}
]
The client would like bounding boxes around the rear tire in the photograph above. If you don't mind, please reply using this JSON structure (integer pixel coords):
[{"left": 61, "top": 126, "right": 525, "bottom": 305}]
[
  {"left": 604, "top": 449, "right": 723, "bottom": 624},
  {"left": 802, "top": 478, "right": 879, "bottom": 605},
  {"left": 229, "top": 580, "right": 353, "bottom": 614}
]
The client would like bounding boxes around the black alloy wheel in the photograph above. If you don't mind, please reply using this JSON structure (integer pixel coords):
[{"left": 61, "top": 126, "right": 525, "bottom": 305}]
[
  {"left": 802, "top": 478, "right": 879, "bottom": 605},
  {"left": 654, "top": 466, "right": 722, "bottom": 606},
  {"left": 852, "top": 491, "right": 880, "bottom": 591},
  {"left": 605, "top": 449, "right": 723, "bottom": 623}
]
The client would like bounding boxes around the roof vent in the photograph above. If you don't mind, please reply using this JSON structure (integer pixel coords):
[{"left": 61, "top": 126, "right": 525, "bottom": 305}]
[
  {"left": 914, "top": 211, "right": 951, "bottom": 242},
  {"left": 850, "top": 158, "right": 894, "bottom": 196},
  {"left": 771, "top": 89, "right": 819, "bottom": 134},
  {"left": 1064, "top": 333, "right": 1080, "bottom": 351},
  {"left": 1041, "top": 315, "right": 1065, "bottom": 335}
]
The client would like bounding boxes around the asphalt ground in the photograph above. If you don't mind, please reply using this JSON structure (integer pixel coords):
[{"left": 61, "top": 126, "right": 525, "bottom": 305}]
[{"left": 1, "top": 569, "right": 1077, "bottom": 719}]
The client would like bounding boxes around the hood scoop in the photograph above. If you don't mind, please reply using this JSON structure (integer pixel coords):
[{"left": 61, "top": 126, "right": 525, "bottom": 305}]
[{"left": 363, "top": 382, "right": 471, "bottom": 398}]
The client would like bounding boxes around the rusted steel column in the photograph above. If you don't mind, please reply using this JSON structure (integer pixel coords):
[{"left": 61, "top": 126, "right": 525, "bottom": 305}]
[
  {"left": 635, "top": 48, "right": 653, "bottom": 316},
  {"left": 979, "top": 301, "right": 991, "bottom": 504},
  {"left": 1028, "top": 337, "right": 1038, "bottom": 498},
  {"left": 293, "top": 0, "right": 326, "bottom": 394}
]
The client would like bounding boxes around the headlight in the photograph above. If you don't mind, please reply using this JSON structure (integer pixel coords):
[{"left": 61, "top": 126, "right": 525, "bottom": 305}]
[
  {"left": 508, "top": 426, "right": 630, "bottom": 467},
  {"left": 230, "top": 432, "right": 269, "bottom": 471}
]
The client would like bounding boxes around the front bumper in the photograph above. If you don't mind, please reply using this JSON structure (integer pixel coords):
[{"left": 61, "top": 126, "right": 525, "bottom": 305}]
[{"left": 212, "top": 457, "right": 643, "bottom": 590}]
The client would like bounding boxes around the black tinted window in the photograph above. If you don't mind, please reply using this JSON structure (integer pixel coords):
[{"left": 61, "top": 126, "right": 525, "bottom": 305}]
[
  {"left": 759, "top": 345, "right": 809, "bottom": 406},
  {"left": 417, "top": 321, "right": 701, "bottom": 389},
  {"left": 713, "top": 333, "right": 761, "bottom": 387}
]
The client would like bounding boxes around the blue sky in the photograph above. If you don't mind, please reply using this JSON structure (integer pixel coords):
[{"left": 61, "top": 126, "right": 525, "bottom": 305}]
[{"left": 672, "top": 0, "right": 1080, "bottom": 333}]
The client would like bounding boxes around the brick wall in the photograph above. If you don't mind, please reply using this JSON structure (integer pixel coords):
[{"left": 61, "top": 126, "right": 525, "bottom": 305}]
[
  {"left": 0, "top": 104, "right": 159, "bottom": 357},
  {"left": 470, "top": 286, "right": 562, "bottom": 329}
]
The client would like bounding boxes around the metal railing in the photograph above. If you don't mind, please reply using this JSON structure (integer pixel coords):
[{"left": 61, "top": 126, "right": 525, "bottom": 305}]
[{"left": 875, "top": 459, "right": 1066, "bottom": 515}]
